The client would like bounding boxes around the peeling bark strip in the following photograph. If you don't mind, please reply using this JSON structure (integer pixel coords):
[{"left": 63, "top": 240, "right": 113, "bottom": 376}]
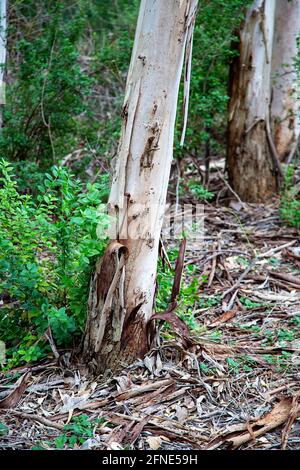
[
  {"left": 83, "top": 0, "right": 198, "bottom": 372},
  {"left": 227, "top": 0, "right": 277, "bottom": 202},
  {"left": 271, "top": 0, "right": 300, "bottom": 162}
]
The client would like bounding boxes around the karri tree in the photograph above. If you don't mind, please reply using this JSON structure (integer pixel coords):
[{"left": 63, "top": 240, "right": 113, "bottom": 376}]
[
  {"left": 83, "top": 0, "right": 198, "bottom": 371},
  {"left": 227, "top": 0, "right": 277, "bottom": 202},
  {"left": 271, "top": 0, "right": 300, "bottom": 163}
]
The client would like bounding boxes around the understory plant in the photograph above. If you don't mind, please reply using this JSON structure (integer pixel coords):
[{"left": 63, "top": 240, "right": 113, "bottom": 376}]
[
  {"left": 0, "top": 160, "right": 110, "bottom": 366},
  {"left": 156, "top": 249, "right": 200, "bottom": 332},
  {"left": 0, "top": 1, "right": 93, "bottom": 168},
  {"left": 280, "top": 166, "right": 300, "bottom": 228}
]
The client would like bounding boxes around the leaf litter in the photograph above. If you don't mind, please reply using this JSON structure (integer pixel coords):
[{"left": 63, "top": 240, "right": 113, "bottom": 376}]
[{"left": 0, "top": 165, "right": 300, "bottom": 450}]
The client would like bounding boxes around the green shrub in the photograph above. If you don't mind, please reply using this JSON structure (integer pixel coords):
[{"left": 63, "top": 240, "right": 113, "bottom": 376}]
[
  {"left": 1, "top": 1, "right": 93, "bottom": 166},
  {"left": 280, "top": 166, "right": 300, "bottom": 228},
  {"left": 156, "top": 249, "right": 200, "bottom": 331},
  {"left": 188, "top": 180, "right": 214, "bottom": 201},
  {"left": 0, "top": 160, "right": 110, "bottom": 366},
  {"left": 32, "top": 414, "right": 108, "bottom": 450},
  {"left": 175, "top": 0, "right": 251, "bottom": 157}
]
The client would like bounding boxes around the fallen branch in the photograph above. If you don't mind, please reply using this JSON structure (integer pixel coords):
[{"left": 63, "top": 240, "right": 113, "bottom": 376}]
[{"left": 7, "top": 410, "right": 64, "bottom": 431}]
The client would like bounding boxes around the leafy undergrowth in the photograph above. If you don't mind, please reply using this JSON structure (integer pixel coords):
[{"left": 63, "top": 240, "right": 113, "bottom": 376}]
[
  {"left": 280, "top": 166, "right": 300, "bottom": 228},
  {"left": 1, "top": 172, "right": 300, "bottom": 450},
  {"left": 0, "top": 160, "right": 109, "bottom": 368}
]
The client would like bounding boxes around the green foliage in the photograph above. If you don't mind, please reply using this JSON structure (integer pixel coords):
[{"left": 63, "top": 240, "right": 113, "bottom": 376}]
[
  {"left": 53, "top": 415, "right": 98, "bottom": 449},
  {"left": 277, "top": 329, "right": 295, "bottom": 343},
  {"left": 156, "top": 249, "right": 200, "bottom": 331},
  {"left": 1, "top": 1, "right": 93, "bottom": 167},
  {"left": 0, "top": 423, "right": 9, "bottom": 436},
  {"left": 280, "top": 166, "right": 300, "bottom": 228},
  {"left": 188, "top": 180, "right": 214, "bottom": 201},
  {"left": 33, "top": 414, "right": 107, "bottom": 450},
  {"left": 263, "top": 351, "right": 294, "bottom": 371},
  {"left": 291, "top": 315, "right": 300, "bottom": 328},
  {"left": 2, "top": 0, "right": 252, "bottom": 173},
  {"left": 227, "top": 354, "right": 258, "bottom": 374},
  {"left": 226, "top": 357, "right": 240, "bottom": 373},
  {"left": 239, "top": 297, "right": 265, "bottom": 310},
  {"left": 198, "top": 295, "right": 221, "bottom": 309},
  {"left": 175, "top": 0, "right": 251, "bottom": 156},
  {"left": 0, "top": 160, "right": 109, "bottom": 366},
  {"left": 84, "top": 0, "right": 139, "bottom": 161}
]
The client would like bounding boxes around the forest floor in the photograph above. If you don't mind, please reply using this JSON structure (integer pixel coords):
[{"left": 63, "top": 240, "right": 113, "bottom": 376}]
[{"left": 0, "top": 159, "right": 300, "bottom": 450}]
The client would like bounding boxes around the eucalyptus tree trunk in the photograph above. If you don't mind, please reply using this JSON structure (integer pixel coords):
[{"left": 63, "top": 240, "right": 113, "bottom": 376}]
[
  {"left": 0, "top": 0, "right": 7, "bottom": 128},
  {"left": 271, "top": 0, "right": 300, "bottom": 162},
  {"left": 83, "top": 0, "right": 198, "bottom": 372},
  {"left": 227, "top": 0, "right": 277, "bottom": 202}
]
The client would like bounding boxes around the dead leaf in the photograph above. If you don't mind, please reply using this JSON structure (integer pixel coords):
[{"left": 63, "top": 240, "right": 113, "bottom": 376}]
[
  {"left": 152, "top": 311, "right": 193, "bottom": 348},
  {"left": 125, "top": 416, "right": 150, "bottom": 445},
  {"left": 229, "top": 201, "right": 244, "bottom": 212},
  {"left": 147, "top": 436, "right": 163, "bottom": 450},
  {"left": 114, "top": 374, "right": 132, "bottom": 393},
  {"left": 107, "top": 417, "right": 149, "bottom": 448},
  {"left": 0, "top": 372, "right": 31, "bottom": 409},
  {"left": 108, "top": 442, "right": 124, "bottom": 450},
  {"left": 58, "top": 390, "right": 91, "bottom": 420},
  {"left": 115, "top": 379, "right": 174, "bottom": 402},
  {"left": 175, "top": 404, "right": 188, "bottom": 423}
]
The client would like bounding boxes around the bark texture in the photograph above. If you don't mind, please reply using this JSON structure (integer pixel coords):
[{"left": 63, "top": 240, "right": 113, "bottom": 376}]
[
  {"left": 271, "top": 0, "right": 300, "bottom": 162},
  {"left": 83, "top": 0, "right": 198, "bottom": 372},
  {"left": 0, "top": 0, "right": 7, "bottom": 128},
  {"left": 227, "top": 0, "right": 277, "bottom": 202}
]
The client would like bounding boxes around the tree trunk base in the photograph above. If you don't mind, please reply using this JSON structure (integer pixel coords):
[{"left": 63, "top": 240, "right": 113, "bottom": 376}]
[{"left": 82, "top": 241, "right": 156, "bottom": 373}]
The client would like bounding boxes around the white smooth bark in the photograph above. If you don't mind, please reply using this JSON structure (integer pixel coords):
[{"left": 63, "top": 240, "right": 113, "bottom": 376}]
[
  {"left": 271, "top": 0, "right": 300, "bottom": 162},
  {"left": 0, "top": 0, "right": 7, "bottom": 127},
  {"left": 83, "top": 0, "right": 198, "bottom": 370}
]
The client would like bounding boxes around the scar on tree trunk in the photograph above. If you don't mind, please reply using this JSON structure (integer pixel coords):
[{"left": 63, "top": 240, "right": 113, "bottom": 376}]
[{"left": 82, "top": 241, "right": 156, "bottom": 372}]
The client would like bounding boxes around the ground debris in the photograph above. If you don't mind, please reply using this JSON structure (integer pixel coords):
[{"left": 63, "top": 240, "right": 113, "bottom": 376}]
[{"left": 1, "top": 175, "right": 300, "bottom": 450}]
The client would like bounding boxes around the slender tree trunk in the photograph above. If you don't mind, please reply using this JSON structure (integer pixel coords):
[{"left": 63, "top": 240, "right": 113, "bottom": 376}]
[
  {"left": 227, "top": 0, "right": 277, "bottom": 202},
  {"left": 0, "top": 0, "right": 7, "bottom": 128},
  {"left": 83, "top": 0, "right": 198, "bottom": 372},
  {"left": 271, "top": 0, "right": 300, "bottom": 162}
]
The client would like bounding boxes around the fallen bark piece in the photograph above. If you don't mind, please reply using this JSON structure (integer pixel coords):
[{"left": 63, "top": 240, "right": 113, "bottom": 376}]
[
  {"left": 269, "top": 271, "right": 300, "bottom": 287},
  {"left": 152, "top": 311, "right": 193, "bottom": 348},
  {"left": 0, "top": 372, "right": 31, "bottom": 409},
  {"left": 281, "top": 394, "right": 300, "bottom": 450},
  {"left": 7, "top": 410, "right": 64, "bottom": 431},
  {"left": 282, "top": 248, "right": 300, "bottom": 268},
  {"left": 223, "top": 397, "right": 300, "bottom": 449},
  {"left": 115, "top": 378, "right": 174, "bottom": 402},
  {"left": 209, "top": 308, "right": 238, "bottom": 326},
  {"left": 107, "top": 416, "right": 150, "bottom": 448},
  {"left": 106, "top": 412, "right": 209, "bottom": 447},
  {"left": 170, "top": 238, "right": 187, "bottom": 304}
]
